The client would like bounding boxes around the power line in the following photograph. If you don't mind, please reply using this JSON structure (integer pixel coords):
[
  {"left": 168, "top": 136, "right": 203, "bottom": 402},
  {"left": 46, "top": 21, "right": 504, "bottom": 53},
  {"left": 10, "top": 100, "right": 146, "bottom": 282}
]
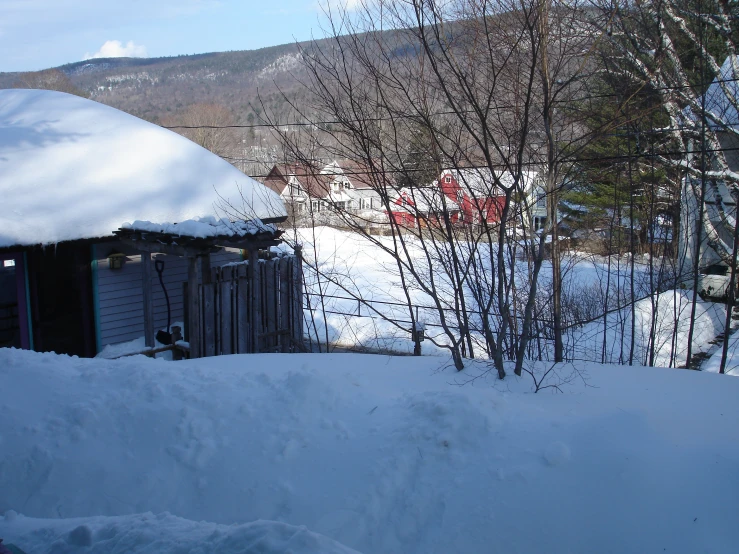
[
  {"left": 162, "top": 77, "right": 739, "bottom": 131},
  {"left": 234, "top": 145, "right": 739, "bottom": 180}
]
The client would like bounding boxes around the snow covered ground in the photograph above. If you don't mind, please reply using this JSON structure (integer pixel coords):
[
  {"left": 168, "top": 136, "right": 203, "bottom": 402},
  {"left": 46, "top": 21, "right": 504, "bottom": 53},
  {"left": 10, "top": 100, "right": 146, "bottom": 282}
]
[
  {"left": 288, "top": 226, "right": 719, "bottom": 367},
  {"left": 702, "top": 326, "right": 739, "bottom": 376},
  {"left": 572, "top": 289, "right": 725, "bottom": 367},
  {"left": 2, "top": 347, "right": 738, "bottom": 553}
]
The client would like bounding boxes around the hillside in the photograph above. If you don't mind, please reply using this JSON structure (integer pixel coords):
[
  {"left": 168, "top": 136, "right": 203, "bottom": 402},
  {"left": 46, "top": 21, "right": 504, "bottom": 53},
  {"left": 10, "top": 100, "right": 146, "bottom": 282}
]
[{"left": 0, "top": 42, "right": 313, "bottom": 124}]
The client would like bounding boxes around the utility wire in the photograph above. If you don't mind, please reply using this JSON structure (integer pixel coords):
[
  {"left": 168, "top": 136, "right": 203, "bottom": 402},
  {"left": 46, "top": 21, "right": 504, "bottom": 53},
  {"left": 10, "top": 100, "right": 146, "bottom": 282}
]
[
  {"left": 231, "top": 145, "right": 739, "bottom": 180},
  {"left": 162, "top": 77, "right": 739, "bottom": 131}
]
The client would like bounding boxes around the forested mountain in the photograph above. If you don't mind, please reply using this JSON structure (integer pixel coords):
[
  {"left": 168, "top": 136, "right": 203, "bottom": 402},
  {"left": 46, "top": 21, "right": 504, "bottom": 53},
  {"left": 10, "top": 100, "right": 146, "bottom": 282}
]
[{"left": 0, "top": 41, "right": 315, "bottom": 124}]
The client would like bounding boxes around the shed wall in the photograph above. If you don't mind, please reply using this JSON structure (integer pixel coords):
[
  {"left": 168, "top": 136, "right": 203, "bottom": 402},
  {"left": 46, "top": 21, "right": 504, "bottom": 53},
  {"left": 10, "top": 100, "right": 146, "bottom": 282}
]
[{"left": 92, "top": 243, "right": 241, "bottom": 349}]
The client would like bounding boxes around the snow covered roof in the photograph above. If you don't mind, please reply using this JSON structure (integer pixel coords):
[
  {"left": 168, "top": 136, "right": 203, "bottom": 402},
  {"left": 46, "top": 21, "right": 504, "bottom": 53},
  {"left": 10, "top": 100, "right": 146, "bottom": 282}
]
[
  {"left": 122, "top": 217, "right": 277, "bottom": 239},
  {"left": 441, "top": 168, "right": 541, "bottom": 196},
  {"left": 0, "top": 89, "right": 287, "bottom": 248},
  {"left": 392, "top": 186, "right": 460, "bottom": 214}
]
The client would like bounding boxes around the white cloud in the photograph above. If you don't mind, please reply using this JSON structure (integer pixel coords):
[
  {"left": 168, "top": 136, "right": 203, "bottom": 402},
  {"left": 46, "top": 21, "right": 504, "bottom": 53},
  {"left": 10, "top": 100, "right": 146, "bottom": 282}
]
[
  {"left": 317, "top": 0, "right": 363, "bottom": 12},
  {"left": 84, "top": 40, "right": 147, "bottom": 60}
]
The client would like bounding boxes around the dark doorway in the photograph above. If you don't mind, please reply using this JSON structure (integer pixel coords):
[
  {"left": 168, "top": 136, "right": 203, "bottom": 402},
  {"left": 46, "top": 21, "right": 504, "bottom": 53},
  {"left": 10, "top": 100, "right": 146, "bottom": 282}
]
[
  {"left": 0, "top": 253, "right": 30, "bottom": 349},
  {"left": 27, "top": 243, "right": 96, "bottom": 357}
]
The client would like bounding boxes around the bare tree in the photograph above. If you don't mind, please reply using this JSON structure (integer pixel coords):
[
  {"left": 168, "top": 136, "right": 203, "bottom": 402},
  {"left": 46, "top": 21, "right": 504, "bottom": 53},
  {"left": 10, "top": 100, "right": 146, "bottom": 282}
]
[
  {"left": 590, "top": 0, "right": 739, "bottom": 368},
  {"left": 260, "top": 0, "right": 613, "bottom": 377},
  {"left": 14, "top": 69, "right": 88, "bottom": 97},
  {"left": 163, "top": 103, "right": 238, "bottom": 157}
]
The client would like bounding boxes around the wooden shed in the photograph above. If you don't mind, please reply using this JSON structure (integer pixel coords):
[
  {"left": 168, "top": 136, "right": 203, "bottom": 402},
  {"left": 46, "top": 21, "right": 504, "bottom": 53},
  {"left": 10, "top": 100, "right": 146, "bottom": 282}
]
[{"left": 0, "top": 89, "right": 296, "bottom": 357}]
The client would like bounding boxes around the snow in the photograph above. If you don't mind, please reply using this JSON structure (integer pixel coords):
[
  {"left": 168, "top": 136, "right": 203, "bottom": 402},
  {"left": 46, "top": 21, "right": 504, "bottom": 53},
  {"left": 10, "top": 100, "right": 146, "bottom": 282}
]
[
  {"left": 572, "top": 289, "right": 725, "bottom": 367},
  {"left": 1, "top": 513, "right": 358, "bottom": 554},
  {"left": 122, "top": 216, "right": 276, "bottom": 239},
  {"left": 702, "top": 326, "right": 739, "bottom": 376},
  {"left": 0, "top": 89, "right": 286, "bottom": 248},
  {"left": 95, "top": 322, "right": 185, "bottom": 360},
  {"left": 2, "top": 347, "right": 739, "bottom": 553},
  {"left": 292, "top": 226, "right": 721, "bottom": 364}
]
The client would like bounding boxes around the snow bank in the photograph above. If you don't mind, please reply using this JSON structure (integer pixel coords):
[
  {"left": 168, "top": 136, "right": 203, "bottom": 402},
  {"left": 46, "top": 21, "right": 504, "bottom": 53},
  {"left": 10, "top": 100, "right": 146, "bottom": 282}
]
[
  {"left": 0, "top": 89, "right": 286, "bottom": 248},
  {"left": 1, "top": 512, "right": 359, "bottom": 554},
  {"left": 702, "top": 330, "right": 739, "bottom": 376},
  {"left": 1, "top": 348, "right": 738, "bottom": 553},
  {"left": 573, "top": 289, "right": 725, "bottom": 367}
]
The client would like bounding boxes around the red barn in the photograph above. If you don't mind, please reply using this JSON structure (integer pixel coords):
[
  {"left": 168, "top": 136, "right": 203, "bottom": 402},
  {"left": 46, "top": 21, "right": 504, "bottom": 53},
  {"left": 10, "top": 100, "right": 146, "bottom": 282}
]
[
  {"left": 387, "top": 187, "right": 461, "bottom": 228},
  {"left": 439, "top": 169, "right": 506, "bottom": 225}
]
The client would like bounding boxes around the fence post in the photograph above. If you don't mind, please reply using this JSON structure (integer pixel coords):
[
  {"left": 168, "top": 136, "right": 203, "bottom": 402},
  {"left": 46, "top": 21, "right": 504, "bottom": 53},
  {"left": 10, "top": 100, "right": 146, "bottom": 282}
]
[
  {"left": 249, "top": 248, "right": 261, "bottom": 353},
  {"left": 279, "top": 256, "right": 290, "bottom": 353},
  {"left": 265, "top": 259, "right": 278, "bottom": 351},
  {"left": 171, "top": 326, "right": 183, "bottom": 360},
  {"left": 187, "top": 256, "right": 202, "bottom": 358},
  {"left": 292, "top": 245, "right": 304, "bottom": 350},
  {"left": 220, "top": 266, "right": 234, "bottom": 355},
  {"left": 141, "top": 252, "right": 155, "bottom": 348}
]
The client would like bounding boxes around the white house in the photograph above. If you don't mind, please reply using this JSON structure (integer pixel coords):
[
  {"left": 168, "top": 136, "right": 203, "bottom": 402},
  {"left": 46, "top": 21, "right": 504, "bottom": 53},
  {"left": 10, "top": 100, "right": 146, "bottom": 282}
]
[
  {"left": 679, "top": 56, "right": 739, "bottom": 297},
  {"left": 263, "top": 160, "right": 383, "bottom": 220}
]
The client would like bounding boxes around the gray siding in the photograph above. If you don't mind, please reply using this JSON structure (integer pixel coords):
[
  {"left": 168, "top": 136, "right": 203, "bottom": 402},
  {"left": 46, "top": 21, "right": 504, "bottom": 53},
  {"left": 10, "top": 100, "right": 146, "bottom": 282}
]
[{"left": 92, "top": 242, "right": 241, "bottom": 350}]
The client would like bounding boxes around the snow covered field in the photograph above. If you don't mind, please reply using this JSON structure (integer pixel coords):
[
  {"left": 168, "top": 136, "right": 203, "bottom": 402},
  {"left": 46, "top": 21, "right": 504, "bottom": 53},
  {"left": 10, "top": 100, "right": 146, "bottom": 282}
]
[
  {"left": 2, "top": 347, "right": 738, "bottom": 553},
  {"left": 290, "top": 227, "right": 723, "bottom": 367}
]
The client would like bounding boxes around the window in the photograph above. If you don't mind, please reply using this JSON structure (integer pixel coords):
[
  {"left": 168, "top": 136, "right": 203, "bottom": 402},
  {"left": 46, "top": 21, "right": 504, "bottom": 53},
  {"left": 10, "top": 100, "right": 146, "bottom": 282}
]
[{"left": 445, "top": 176, "right": 451, "bottom": 183}]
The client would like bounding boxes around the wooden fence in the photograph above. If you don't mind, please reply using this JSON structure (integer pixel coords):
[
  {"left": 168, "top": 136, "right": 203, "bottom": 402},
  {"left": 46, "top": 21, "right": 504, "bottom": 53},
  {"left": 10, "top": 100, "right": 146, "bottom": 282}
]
[{"left": 186, "top": 253, "right": 303, "bottom": 356}]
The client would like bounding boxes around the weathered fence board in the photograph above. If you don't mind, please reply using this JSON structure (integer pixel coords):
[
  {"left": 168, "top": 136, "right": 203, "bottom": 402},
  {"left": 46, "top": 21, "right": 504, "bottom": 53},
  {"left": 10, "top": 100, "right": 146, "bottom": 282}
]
[
  {"left": 203, "top": 284, "right": 216, "bottom": 357},
  {"left": 236, "top": 277, "right": 250, "bottom": 354},
  {"left": 279, "top": 257, "right": 291, "bottom": 353},
  {"left": 219, "top": 267, "right": 233, "bottom": 355},
  {"left": 198, "top": 253, "right": 302, "bottom": 357},
  {"left": 264, "top": 261, "right": 277, "bottom": 352}
]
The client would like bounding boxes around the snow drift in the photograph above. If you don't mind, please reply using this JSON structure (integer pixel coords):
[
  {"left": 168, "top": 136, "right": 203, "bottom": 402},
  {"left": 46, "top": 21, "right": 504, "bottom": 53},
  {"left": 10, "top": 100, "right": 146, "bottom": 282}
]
[
  {"left": 572, "top": 289, "right": 725, "bottom": 367},
  {"left": 1, "top": 348, "right": 738, "bottom": 553}
]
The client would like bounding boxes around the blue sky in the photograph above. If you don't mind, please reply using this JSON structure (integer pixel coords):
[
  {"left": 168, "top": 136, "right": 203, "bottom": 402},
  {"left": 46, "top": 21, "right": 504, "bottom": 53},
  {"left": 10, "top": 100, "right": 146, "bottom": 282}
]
[{"left": 1, "top": 1, "right": 352, "bottom": 73}]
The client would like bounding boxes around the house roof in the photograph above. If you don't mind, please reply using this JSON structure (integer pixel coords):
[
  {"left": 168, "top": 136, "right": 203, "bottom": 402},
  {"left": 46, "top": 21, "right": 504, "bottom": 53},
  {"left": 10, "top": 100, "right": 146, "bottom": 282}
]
[
  {"left": 264, "top": 162, "right": 334, "bottom": 199},
  {"left": 0, "top": 89, "right": 286, "bottom": 248},
  {"left": 337, "top": 159, "right": 386, "bottom": 190},
  {"left": 392, "top": 186, "right": 460, "bottom": 214},
  {"left": 441, "top": 167, "right": 540, "bottom": 196}
]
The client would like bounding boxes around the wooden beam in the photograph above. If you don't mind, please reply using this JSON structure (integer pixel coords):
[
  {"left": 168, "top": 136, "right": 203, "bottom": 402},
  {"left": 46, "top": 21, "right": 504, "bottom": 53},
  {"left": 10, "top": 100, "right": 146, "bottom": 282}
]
[
  {"left": 119, "top": 238, "right": 218, "bottom": 258},
  {"left": 141, "top": 252, "right": 154, "bottom": 348},
  {"left": 215, "top": 239, "right": 282, "bottom": 250},
  {"left": 188, "top": 256, "right": 202, "bottom": 359},
  {"left": 200, "top": 253, "right": 212, "bottom": 284}
]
